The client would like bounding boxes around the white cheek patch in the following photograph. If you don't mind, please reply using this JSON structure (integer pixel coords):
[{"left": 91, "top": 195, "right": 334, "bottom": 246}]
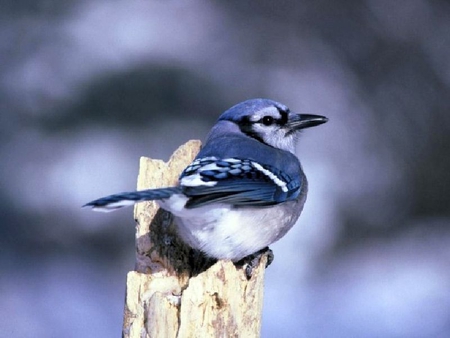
[
  {"left": 251, "top": 162, "right": 288, "bottom": 192},
  {"left": 268, "top": 132, "right": 296, "bottom": 153}
]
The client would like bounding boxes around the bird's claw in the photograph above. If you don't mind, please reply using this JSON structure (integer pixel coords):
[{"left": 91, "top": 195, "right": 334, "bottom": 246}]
[{"left": 236, "top": 247, "right": 274, "bottom": 280}]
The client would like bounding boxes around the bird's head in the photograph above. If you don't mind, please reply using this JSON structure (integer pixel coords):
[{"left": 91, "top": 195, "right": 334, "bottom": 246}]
[{"left": 218, "top": 98, "right": 328, "bottom": 153}]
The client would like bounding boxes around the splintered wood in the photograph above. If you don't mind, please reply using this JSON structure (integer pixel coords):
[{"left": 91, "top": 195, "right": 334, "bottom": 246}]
[{"left": 122, "top": 140, "right": 267, "bottom": 338}]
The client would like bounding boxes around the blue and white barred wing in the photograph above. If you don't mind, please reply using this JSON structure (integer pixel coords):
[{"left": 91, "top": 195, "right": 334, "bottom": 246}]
[
  {"left": 83, "top": 157, "right": 302, "bottom": 212},
  {"left": 180, "top": 157, "right": 302, "bottom": 208}
]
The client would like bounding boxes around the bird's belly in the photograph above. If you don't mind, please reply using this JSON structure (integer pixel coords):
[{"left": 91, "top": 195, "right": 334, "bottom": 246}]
[{"left": 169, "top": 202, "right": 300, "bottom": 261}]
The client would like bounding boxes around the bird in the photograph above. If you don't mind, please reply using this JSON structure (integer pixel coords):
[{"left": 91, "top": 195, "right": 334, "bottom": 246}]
[{"left": 84, "top": 98, "right": 327, "bottom": 274}]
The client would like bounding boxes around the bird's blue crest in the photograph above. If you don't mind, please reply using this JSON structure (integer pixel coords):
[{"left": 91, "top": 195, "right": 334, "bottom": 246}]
[{"left": 218, "top": 99, "right": 288, "bottom": 122}]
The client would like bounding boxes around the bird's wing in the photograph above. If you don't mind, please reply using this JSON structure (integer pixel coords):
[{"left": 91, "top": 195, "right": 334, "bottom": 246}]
[
  {"left": 179, "top": 157, "right": 302, "bottom": 208},
  {"left": 83, "top": 187, "right": 181, "bottom": 212}
]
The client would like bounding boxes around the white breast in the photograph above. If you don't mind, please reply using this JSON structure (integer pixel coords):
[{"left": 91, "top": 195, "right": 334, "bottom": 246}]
[{"left": 157, "top": 195, "right": 302, "bottom": 261}]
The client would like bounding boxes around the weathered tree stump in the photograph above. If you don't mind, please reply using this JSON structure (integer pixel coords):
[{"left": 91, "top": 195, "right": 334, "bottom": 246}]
[{"left": 122, "top": 140, "right": 268, "bottom": 338}]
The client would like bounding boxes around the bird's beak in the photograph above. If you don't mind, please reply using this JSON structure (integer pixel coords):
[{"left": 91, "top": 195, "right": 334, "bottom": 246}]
[{"left": 287, "top": 114, "right": 328, "bottom": 131}]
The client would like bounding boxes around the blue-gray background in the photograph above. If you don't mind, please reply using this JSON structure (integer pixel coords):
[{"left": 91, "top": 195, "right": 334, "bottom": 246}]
[{"left": 1, "top": 1, "right": 449, "bottom": 337}]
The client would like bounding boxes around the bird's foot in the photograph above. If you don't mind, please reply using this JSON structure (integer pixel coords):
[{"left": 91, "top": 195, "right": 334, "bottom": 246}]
[{"left": 235, "top": 247, "right": 274, "bottom": 280}]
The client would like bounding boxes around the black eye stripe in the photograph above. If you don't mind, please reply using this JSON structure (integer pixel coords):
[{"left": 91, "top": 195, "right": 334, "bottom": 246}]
[{"left": 276, "top": 107, "right": 289, "bottom": 125}]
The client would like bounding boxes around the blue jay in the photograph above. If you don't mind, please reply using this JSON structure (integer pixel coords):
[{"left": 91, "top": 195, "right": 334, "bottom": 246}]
[{"left": 84, "top": 99, "right": 327, "bottom": 269}]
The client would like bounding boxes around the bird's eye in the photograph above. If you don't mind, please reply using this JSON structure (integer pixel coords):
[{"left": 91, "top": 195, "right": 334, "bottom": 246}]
[{"left": 262, "top": 116, "right": 274, "bottom": 126}]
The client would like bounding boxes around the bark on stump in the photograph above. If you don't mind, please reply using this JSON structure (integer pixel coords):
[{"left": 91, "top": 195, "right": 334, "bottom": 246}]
[{"left": 122, "top": 140, "right": 268, "bottom": 338}]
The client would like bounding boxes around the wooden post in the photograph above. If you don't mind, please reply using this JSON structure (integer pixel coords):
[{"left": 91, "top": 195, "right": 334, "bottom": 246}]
[{"left": 122, "top": 140, "right": 268, "bottom": 338}]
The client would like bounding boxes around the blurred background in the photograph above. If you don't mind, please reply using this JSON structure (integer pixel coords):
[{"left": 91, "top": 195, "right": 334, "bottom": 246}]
[{"left": 1, "top": 0, "right": 449, "bottom": 337}]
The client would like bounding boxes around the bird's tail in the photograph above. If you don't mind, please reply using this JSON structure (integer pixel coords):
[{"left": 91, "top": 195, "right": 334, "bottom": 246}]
[{"left": 83, "top": 187, "right": 182, "bottom": 212}]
